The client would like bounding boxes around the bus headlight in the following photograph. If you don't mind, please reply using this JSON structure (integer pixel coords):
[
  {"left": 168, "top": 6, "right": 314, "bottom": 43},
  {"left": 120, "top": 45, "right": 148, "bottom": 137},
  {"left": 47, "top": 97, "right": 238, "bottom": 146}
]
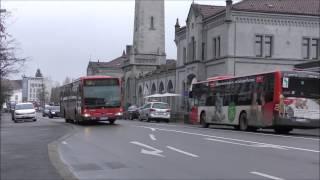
[
  {"left": 116, "top": 112, "right": 123, "bottom": 116},
  {"left": 83, "top": 113, "right": 91, "bottom": 118}
]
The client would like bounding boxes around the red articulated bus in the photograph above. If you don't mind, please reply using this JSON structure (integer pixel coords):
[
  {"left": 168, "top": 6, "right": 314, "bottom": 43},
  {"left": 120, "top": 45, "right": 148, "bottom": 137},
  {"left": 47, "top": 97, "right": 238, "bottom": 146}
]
[
  {"left": 190, "top": 70, "right": 320, "bottom": 134},
  {"left": 60, "top": 76, "right": 123, "bottom": 124}
]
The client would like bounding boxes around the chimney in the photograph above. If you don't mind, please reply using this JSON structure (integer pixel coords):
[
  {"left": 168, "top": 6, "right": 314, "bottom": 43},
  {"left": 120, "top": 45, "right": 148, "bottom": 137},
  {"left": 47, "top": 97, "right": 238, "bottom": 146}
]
[
  {"left": 225, "top": 0, "right": 232, "bottom": 22},
  {"left": 175, "top": 18, "right": 180, "bottom": 32},
  {"left": 122, "top": 50, "right": 126, "bottom": 57}
]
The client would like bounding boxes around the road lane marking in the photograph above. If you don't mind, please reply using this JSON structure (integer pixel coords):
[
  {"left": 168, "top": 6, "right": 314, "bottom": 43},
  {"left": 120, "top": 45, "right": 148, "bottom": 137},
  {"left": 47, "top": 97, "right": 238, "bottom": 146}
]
[
  {"left": 205, "top": 138, "right": 288, "bottom": 150},
  {"left": 136, "top": 126, "right": 319, "bottom": 153},
  {"left": 133, "top": 124, "right": 320, "bottom": 141},
  {"left": 167, "top": 146, "right": 199, "bottom": 158},
  {"left": 250, "top": 171, "right": 284, "bottom": 180},
  {"left": 205, "top": 138, "right": 253, "bottom": 147},
  {"left": 62, "top": 141, "right": 68, "bottom": 145},
  {"left": 252, "top": 144, "right": 288, "bottom": 150},
  {"left": 150, "top": 128, "right": 156, "bottom": 132},
  {"left": 130, "top": 141, "right": 164, "bottom": 157},
  {"left": 149, "top": 134, "right": 157, "bottom": 141}
]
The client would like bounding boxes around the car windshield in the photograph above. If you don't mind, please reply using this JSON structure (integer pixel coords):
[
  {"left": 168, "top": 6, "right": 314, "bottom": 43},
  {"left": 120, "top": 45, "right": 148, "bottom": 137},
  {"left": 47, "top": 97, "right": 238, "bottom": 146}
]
[
  {"left": 50, "top": 106, "right": 60, "bottom": 111},
  {"left": 128, "top": 105, "right": 137, "bottom": 110},
  {"left": 15, "top": 104, "right": 34, "bottom": 110},
  {"left": 83, "top": 79, "right": 121, "bottom": 108},
  {"left": 152, "top": 103, "right": 169, "bottom": 109}
]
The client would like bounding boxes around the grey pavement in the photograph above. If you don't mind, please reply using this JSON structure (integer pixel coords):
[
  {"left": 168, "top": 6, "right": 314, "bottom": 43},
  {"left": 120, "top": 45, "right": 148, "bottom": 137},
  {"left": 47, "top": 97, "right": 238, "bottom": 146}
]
[
  {"left": 1, "top": 113, "right": 71, "bottom": 180},
  {"left": 58, "top": 119, "right": 320, "bottom": 180}
]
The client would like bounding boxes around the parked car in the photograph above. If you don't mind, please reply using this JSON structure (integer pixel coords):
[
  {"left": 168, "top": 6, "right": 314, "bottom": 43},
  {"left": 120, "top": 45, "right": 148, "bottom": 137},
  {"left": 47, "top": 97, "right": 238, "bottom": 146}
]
[
  {"left": 125, "top": 105, "right": 140, "bottom": 120},
  {"left": 12, "top": 102, "right": 37, "bottom": 123},
  {"left": 42, "top": 105, "right": 50, "bottom": 117},
  {"left": 48, "top": 106, "right": 61, "bottom": 118},
  {"left": 139, "top": 102, "right": 171, "bottom": 123}
]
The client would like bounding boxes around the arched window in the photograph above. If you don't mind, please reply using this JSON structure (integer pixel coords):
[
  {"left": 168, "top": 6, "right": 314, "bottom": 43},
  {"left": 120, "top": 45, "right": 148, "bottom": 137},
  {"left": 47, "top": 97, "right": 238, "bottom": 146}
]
[
  {"left": 159, "top": 82, "right": 165, "bottom": 94},
  {"left": 151, "top": 83, "right": 156, "bottom": 94},
  {"left": 167, "top": 80, "right": 174, "bottom": 93},
  {"left": 138, "top": 86, "right": 143, "bottom": 106}
]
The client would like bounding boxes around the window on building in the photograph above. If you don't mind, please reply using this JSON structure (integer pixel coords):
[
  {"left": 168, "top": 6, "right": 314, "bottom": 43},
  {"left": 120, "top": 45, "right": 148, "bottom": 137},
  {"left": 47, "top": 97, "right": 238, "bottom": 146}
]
[
  {"left": 183, "top": 47, "right": 187, "bottom": 64},
  {"left": 213, "top": 38, "right": 216, "bottom": 58},
  {"left": 217, "top": 37, "right": 221, "bottom": 58},
  {"left": 202, "top": 42, "right": 206, "bottom": 61},
  {"left": 311, "top": 38, "right": 319, "bottom": 60},
  {"left": 255, "top": 35, "right": 263, "bottom": 57},
  {"left": 255, "top": 35, "right": 273, "bottom": 58},
  {"left": 150, "top": 16, "right": 155, "bottom": 30},
  {"left": 302, "top": 37, "right": 310, "bottom": 59},
  {"left": 135, "top": 17, "right": 138, "bottom": 32},
  {"left": 212, "top": 36, "right": 221, "bottom": 59},
  {"left": 265, "top": 36, "right": 272, "bottom": 57},
  {"left": 187, "top": 37, "right": 196, "bottom": 62}
]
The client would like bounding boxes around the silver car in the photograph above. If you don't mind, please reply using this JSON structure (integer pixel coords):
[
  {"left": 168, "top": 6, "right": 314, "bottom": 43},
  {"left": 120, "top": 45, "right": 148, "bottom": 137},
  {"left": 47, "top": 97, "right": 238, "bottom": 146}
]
[
  {"left": 139, "top": 102, "right": 171, "bottom": 123},
  {"left": 13, "top": 103, "right": 37, "bottom": 123}
]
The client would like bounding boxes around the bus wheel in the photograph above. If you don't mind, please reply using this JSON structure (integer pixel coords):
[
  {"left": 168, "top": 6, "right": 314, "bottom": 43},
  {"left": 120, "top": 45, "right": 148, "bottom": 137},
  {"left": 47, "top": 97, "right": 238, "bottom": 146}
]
[
  {"left": 200, "top": 112, "right": 209, "bottom": 128},
  {"left": 109, "top": 120, "right": 115, "bottom": 125},
  {"left": 274, "top": 127, "right": 292, "bottom": 134},
  {"left": 239, "top": 112, "right": 248, "bottom": 131}
]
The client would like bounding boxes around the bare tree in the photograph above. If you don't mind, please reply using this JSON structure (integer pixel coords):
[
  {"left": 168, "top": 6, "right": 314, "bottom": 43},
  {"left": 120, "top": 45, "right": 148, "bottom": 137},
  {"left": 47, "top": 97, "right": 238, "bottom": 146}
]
[
  {"left": 0, "top": 9, "right": 26, "bottom": 78},
  {"left": 0, "top": 9, "right": 26, "bottom": 107}
]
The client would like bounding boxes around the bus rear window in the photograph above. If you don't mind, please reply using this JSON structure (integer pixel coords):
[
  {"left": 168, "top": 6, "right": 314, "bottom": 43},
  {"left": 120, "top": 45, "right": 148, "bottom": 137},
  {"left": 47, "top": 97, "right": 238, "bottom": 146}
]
[
  {"left": 84, "top": 79, "right": 119, "bottom": 86},
  {"left": 282, "top": 77, "right": 319, "bottom": 99}
]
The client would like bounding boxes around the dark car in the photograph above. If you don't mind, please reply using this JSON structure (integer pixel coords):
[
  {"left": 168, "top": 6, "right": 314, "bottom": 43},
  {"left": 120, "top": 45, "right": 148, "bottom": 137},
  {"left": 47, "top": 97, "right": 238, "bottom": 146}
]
[
  {"left": 48, "top": 106, "right": 61, "bottom": 118},
  {"left": 126, "top": 105, "right": 140, "bottom": 120},
  {"left": 42, "top": 105, "right": 50, "bottom": 117}
]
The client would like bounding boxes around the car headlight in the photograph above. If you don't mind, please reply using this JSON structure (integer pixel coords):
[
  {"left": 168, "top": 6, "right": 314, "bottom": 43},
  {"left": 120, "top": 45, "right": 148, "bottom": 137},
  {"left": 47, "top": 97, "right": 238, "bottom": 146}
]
[
  {"left": 52, "top": 112, "right": 56, "bottom": 114},
  {"left": 116, "top": 112, "right": 123, "bottom": 116}
]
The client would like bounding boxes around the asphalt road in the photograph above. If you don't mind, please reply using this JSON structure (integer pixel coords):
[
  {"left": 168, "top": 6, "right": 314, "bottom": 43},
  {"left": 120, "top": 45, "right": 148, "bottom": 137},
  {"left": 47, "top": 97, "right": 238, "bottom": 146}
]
[
  {"left": 0, "top": 113, "right": 70, "bottom": 180},
  {"left": 57, "top": 119, "right": 320, "bottom": 180}
]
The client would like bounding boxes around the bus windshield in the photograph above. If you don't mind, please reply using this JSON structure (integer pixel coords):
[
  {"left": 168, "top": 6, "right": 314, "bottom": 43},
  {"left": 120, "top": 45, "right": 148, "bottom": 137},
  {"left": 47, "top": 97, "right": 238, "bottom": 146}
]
[
  {"left": 282, "top": 76, "right": 320, "bottom": 99},
  {"left": 83, "top": 79, "right": 121, "bottom": 108}
]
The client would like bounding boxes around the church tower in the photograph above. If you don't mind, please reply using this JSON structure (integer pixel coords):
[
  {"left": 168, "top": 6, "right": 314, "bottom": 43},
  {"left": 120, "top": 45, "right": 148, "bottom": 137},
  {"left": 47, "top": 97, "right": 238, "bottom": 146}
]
[
  {"left": 123, "top": 0, "right": 166, "bottom": 106},
  {"left": 133, "top": 0, "right": 165, "bottom": 60}
]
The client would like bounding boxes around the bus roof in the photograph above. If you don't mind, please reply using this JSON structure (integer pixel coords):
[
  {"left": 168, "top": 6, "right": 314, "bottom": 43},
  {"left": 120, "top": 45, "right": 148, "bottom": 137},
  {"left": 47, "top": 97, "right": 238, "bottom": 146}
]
[
  {"left": 60, "top": 76, "right": 120, "bottom": 87},
  {"left": 79, "top": 76, "right": 118, "bottom": 80},
  {"left": 194, "top": 70, "right": 319, "bottom": 85}
]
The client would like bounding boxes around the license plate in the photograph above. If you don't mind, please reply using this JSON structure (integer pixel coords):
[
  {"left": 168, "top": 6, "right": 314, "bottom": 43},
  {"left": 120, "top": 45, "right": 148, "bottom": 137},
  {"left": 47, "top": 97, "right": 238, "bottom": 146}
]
[
  {"left": 100, "top": 117, "right": 108, "bottom": 120},
  {"left": 296, "top": 118, "right": 307, "bottom": 122}
]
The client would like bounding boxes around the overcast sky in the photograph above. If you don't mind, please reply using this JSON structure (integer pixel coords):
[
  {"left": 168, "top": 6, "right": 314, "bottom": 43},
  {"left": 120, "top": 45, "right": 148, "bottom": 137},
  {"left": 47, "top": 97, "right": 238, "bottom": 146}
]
[{"left": 3, "top": 0, "right": 232, "bottom": 84}]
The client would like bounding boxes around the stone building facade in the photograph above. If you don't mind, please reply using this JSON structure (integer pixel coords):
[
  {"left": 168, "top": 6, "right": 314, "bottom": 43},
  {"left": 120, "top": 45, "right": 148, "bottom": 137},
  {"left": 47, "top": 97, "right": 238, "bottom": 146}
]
[
  {"left": 174, "top": 0, "right": 320, "bottom": 114},
  {"left": 87, "top": 53, "right": 125, "bottom": 78},
  {"left": 22, "top": 76, "right": 44, "bottom": 102},
  {"left": 87, "top": 0, "right": 319, "bottom": 120}
]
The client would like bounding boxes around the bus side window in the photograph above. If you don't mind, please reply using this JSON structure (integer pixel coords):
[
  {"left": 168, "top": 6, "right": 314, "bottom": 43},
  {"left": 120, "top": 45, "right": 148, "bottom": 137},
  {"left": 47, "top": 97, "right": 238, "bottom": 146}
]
[
  {"left": 264, "top": 74, "right": 274, "bottom": 103},
  {"left": 205, "top": 96, "right": 214, "bottom": 106}
]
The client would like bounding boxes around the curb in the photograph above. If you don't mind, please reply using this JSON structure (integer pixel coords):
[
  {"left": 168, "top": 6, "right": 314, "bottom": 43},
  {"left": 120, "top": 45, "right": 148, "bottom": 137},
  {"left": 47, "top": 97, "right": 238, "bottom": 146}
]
[{"left": 48, "top": 123, "right": 78, "bottom": 180}]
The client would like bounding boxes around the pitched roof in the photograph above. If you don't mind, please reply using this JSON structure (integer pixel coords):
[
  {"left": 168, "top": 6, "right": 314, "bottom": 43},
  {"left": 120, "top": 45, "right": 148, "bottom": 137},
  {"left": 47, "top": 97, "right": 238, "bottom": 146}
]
[
  {"left": 232, "top": 0, "right": 320, "bottom": 16},
  {"left": 193, "top": 0, "right": 319, "bottom": 20},
  {"left": 88, "top": 55, "right": 126, "bottom": 69},
  {"left": 194, "top": 4, "right": 225, "bottom": 18}
]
